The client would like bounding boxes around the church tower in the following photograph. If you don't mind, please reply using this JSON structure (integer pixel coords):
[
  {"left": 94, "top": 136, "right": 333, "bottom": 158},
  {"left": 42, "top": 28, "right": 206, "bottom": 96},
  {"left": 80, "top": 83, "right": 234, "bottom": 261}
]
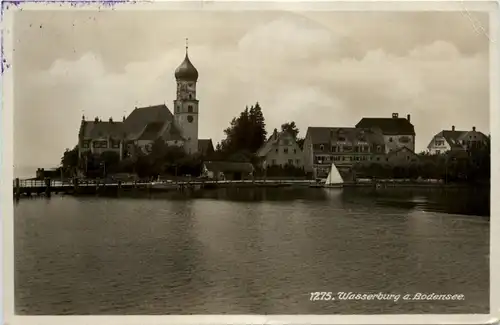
[{"left": 174, "top": 38, "right": 199, "bottom": 154}]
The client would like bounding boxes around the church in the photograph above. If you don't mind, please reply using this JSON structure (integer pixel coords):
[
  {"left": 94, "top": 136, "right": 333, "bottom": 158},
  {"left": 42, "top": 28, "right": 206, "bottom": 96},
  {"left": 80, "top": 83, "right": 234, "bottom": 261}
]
[{"left": 77, "top": 41, "right": 214, "bottom": 161}]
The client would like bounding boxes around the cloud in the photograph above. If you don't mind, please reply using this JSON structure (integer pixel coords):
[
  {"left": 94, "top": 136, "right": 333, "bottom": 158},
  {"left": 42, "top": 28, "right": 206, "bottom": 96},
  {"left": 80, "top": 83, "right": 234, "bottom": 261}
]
[{"left": 13, "top": 12, "right": 490, "bottom": 167}]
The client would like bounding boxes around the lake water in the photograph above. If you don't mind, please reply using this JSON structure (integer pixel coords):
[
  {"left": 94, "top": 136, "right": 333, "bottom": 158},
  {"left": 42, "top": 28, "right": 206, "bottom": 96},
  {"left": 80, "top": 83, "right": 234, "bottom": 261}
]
[{"left": 14, "top": 186, "right": 490, "bottom": 314}]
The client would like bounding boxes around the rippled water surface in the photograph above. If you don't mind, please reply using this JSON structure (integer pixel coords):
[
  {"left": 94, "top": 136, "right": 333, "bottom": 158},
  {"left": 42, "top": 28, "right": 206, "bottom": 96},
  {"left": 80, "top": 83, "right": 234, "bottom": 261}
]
[{"left": 14, "top": 187, "right": 490, "bottom": 314}]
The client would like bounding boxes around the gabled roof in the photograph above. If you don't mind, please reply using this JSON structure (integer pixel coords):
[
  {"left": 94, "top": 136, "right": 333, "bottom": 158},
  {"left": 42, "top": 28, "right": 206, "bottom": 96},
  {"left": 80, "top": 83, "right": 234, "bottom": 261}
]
[
  {"left": 123, "top": 104, "right": 174, "bottom": 135},
  {"left": 355, "top": 117, "right": 415, "bottom": 135},
  {"left": 160, "top": 121, "right": 184, "bottom": 141},
  {"left": 257, "top": 130, "right": 301, "bottom": 157},
  {"left": 198, "top": 139, "right": 214, "bottom": 155},
  {"left": 80, "top": 120, "right": 125, "bottom": 139},
  {"left": 387, "top": 146, "right": 418, "bottom": 157},
  {"left": 305, "top": 127, "right": 385, "bottom": 146},
  {"left": 204, "top": 161, "right": 254, "bottom": 173},
  {"left": 427, "top": 129, "right": 488, "bottom": 150},
  {"left": 137, "top": 122, "right": 166, "bottom": 141}
]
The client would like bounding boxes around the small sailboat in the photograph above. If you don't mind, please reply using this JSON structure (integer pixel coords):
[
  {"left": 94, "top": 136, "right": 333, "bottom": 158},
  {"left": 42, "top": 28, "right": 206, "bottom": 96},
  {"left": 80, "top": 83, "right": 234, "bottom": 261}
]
[{"left": 324, "top": 163, "right": 344, "bottom": 188}]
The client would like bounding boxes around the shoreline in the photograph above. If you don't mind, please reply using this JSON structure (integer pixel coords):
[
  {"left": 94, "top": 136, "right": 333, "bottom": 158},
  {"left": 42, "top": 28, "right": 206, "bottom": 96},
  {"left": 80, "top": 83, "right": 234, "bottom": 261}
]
[{"left": 13, "top": 178, "right": 489, "bottom": 200}]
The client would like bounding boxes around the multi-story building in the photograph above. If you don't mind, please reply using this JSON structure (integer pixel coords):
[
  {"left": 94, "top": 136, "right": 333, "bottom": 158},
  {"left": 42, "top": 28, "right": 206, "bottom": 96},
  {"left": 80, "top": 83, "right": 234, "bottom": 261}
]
[
  {"left": 355, "top": 113, "right": 415, "bottom": 153},
  {"left": 426, "top": 126, "right": 489, "bottom": 155},
  {"left": 77, "top": 42, "right": 214, "bottom": 161},
  {"left": 303, "top": 127, "right": 386, "bottom": 178},
  {"left": 256, "top": 129, "right": 304, "bottom": 168}
]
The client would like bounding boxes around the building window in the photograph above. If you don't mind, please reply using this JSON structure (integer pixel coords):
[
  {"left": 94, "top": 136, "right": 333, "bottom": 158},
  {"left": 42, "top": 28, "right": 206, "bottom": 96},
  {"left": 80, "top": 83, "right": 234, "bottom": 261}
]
[
  {"left": 406, "top": 156, "right": 410, "bottom": 161},
  {"left": 294, "top": 149, "right": 297, "bottom": 154},
  {"left": 296, "top": 159, "right": 300, "bottom": 164},
  {"left": 272, "top": 159, "right": 276, "bottom": 165},
  {"left": 436, "top": 150, "right": 441, "bottom": 154},
  {"left": 275, "top": 148, "right": 278, "bottom": 153},
  {"left": 189, "top": 94, "right": 192, "bottom": 99},
  {"left": 188, "top": 105, "right": 193, "bottom": 113},
  {"left": 320, "top": 145, "right": 324, "bottom": 151},
  {"left": 288, "top": 159, "right": 293, "bottom": 165},
  {"left": 389, "top": 137, "right": 393, "bottom": 142},
  {"left": 284, "top": 148, "right": 289, "bottom": 154}
]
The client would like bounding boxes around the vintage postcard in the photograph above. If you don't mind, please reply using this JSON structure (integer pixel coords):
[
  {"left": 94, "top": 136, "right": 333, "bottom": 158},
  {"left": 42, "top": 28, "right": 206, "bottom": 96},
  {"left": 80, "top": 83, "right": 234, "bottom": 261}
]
[{"left": 1, "top": 1, "right": 498, "bottom": 324}]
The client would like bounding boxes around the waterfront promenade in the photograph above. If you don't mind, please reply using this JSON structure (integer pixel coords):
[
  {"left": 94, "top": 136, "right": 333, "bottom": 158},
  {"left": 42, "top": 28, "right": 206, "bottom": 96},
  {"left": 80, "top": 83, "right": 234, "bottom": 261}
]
[{"left": 12, "top": 178, "right": 318, "bottom": 199}]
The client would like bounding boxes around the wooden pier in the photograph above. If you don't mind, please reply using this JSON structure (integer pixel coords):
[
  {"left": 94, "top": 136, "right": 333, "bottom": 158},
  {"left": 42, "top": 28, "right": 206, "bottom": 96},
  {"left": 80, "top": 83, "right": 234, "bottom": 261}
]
[{"left": 13, "top": 178, "right": 317, "bottom": 199}]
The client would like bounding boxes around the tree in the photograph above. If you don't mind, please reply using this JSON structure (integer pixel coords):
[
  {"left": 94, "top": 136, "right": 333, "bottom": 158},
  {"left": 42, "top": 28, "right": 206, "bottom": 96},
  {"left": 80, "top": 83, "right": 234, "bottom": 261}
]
[
  {"left": 60, "top": 146, "right": 79, "bottom": 177},
  {"left": 219, "top": 102, "right": 267, "bottom": 155},
  {"left": 281, "top": 121, "right": 299, "bottom": 139},
  {"left": 248, "top": 103, "right": 267, "bottom": 152}
]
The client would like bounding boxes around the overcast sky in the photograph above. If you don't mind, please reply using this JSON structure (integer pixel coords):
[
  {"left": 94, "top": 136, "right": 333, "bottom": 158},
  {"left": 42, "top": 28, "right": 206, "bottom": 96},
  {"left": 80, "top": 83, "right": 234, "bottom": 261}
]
[{"left": 13, "top": 9, "right": 490, "bottom": 169}]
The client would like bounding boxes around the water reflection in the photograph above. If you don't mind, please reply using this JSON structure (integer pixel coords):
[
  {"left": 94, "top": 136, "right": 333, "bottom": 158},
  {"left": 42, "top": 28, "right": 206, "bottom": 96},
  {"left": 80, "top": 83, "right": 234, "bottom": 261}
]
[{"left": 14, "top": 186, "right": 489, "bottom": 314}]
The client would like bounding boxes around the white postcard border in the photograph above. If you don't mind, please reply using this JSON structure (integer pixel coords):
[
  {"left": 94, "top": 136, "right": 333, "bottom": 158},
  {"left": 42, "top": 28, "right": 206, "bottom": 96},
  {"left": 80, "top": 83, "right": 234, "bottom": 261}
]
[{"left": 1, "top": 1, "right": 498, "bottom": 325}]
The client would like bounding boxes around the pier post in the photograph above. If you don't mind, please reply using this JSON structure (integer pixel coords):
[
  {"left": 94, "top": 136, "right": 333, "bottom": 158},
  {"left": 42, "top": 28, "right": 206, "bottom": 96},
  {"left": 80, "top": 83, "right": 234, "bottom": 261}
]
[
  {"left": 73, "top": 177, "right": 79, "bottom": 194},
  {"left": 14, "top": 178, "right": 20, "bottom": 200},
  {"left": 44, "top": 178, "right": 51, "bottom": 197}
]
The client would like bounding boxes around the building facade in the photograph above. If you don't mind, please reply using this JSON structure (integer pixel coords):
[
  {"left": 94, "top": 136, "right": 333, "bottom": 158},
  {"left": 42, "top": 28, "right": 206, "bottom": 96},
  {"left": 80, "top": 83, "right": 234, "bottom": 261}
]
[
  {"left": 386, "top": 146, "right": 419, "bottom": 166},
  {"left": 426, "top": 126, "right": 489, "bottom": 155},
  {"left": 303, "top": 127, "right": 386, "bottom": 178},
  {"left": 256, "top": 129, "right": 304, "bottom": 168},
  {"left": 355, "top": 113, "right": 415, "bottom": 153},
  {"left": 78, "top": 43, "right": 211, "bottom": 160}
]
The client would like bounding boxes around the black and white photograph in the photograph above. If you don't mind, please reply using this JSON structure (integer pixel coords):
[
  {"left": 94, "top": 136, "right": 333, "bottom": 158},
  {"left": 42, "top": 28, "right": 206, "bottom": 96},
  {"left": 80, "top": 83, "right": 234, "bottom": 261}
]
[{"left": 2, "top": 0, "right": 497, "bottom": 321}]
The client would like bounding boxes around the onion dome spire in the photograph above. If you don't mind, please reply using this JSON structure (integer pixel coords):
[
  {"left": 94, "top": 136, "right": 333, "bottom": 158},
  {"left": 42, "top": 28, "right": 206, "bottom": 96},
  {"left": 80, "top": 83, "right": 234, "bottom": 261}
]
[{"left": 174, "top": 38, "right": 198, "bottom": 81}]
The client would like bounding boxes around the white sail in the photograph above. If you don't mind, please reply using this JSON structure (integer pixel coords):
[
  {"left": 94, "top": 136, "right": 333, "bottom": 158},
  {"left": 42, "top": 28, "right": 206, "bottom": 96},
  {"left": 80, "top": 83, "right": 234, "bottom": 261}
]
[{"left": 325, "top": 163, "right": 344, "bottom": 185}]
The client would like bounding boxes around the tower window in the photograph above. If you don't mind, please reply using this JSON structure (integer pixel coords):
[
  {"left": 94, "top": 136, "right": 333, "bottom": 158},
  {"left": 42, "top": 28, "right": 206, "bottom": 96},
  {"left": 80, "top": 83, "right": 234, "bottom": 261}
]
[{"left": 188, "top": 105, "right": 193, "bottom": 113}]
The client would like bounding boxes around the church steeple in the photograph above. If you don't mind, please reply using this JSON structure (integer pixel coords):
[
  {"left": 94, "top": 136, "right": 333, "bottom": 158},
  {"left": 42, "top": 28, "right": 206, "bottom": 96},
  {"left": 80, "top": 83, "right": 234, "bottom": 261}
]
[
  {"left": 174, "top": 38, "right": 198, "bottom": 82},
  {"left": 173, "top": 39, "right": 199, "bottom": 155}
]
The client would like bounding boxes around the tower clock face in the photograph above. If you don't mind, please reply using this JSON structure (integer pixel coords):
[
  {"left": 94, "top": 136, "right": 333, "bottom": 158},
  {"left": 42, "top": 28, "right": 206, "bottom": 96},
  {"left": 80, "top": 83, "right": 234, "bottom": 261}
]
[{"left": 187, "top": 115, "right": 193, "bottom": 123}]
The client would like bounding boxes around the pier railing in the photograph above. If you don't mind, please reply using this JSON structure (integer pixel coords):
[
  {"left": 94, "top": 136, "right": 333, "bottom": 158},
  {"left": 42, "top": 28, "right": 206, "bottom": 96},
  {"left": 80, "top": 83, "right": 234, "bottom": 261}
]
[{"left": 14, "top": 178, "right": 317, "bottom": 188}]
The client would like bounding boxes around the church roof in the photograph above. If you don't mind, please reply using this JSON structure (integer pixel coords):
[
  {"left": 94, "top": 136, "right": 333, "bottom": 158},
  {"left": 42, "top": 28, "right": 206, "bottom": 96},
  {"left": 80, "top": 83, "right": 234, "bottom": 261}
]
[
  {"left": 124, "top": 104, "right": 174, "bottom": 135},
  {"left": 174, "top": 52, "right": 198, "bottom": 82},
  {"left": 137, "top": 122, "right": 166, "bottom": 140},
  {"left": 160, "top": 121, "right": 185, "bottom": 141}
]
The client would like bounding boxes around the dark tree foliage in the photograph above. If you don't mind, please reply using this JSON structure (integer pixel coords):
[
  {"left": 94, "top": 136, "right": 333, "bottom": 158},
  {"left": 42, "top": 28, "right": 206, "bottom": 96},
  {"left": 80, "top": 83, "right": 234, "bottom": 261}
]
[
  {"left": 281, "top": 121, "right": 305, "bottom": 150},
  {"left": 281, "top": 121, "right": 299, "bottom": 139},
  {"left": 352, "top": 140, "right": 490, "bottom": 184},
  {"left": 218, "top": 102, "right": 267, "bottom": 157}
]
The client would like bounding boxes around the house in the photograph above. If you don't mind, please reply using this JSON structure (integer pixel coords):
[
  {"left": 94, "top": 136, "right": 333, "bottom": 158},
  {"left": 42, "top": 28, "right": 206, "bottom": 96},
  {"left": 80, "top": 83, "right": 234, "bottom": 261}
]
[
  {"left": 202, "top": 161, "right": 254, "bottom": 180},
  {"left": 426, "top": 125, "right": 489, "bottom": 155},
  {"left": 355, "top": 113, "right": 415, "bottom": 153},
  {"left": 303, "top": 127, "right": 386, "bottom": 178},
  {"left": 256, "top": 129, "right": 303, "bottom": 168},
  {"left": 77, "top": 43, "right": 212, "bottom": 161},
  {"left": 198, "top": 139, "right": 215, "bottom": 157},
  {"left": 385, "top": 146, "right": 420, "bottom": 166}
]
